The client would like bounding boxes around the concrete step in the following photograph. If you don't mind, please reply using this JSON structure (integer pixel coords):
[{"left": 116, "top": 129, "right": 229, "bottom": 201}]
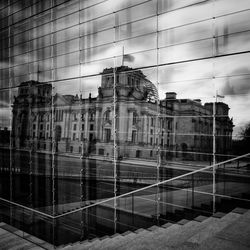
[
  {"left": 100, "top": 223, "right": 182, "bottom": 250},
  {"left": 60, "top": 215, "right": 220, "bottom": 249},
  {"left": 69, "top": 224, "right": 168, "bottom": 250},
  {"left": 57, "top": 208, "right": 250, "bottom": 250},
  {"left": 95, "top": 230, "right": 150, "bottom": 250},
  {"left": 179, "top": 210, "right": 250, "bottom": 250},
  {"left": 187, "top": 211, "right": 242, "bottom": 244},
  {"left": 211, "top": 209, "right": 250, "bottom": 248},
  {"left": 68, "top": 215, "right": 221, "bottom": 250},
  {"left": 124, "top": 216, "right": 220, "bottom": 249}
]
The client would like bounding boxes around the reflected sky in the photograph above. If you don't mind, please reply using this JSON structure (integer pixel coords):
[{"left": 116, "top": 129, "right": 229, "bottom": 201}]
[{"left": 0, "top": 0, "right": 250, "bottom": 134}]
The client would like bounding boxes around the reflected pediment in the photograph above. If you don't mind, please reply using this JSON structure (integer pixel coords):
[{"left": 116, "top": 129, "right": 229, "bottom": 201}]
[{"left": 53, "top": 94, "right": 73, "bottom": 106}]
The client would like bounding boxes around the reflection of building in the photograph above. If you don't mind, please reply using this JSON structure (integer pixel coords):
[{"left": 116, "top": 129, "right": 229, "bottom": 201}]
[
  {"left": 12, "top": 66, "right": 233, "bottom": 161},
  {"left": 167, "top": 94, "right": 234, "bottom": 161}
]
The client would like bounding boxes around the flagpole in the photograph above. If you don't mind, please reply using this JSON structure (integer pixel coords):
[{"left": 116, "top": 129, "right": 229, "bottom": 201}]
[{"left": 121, "top": 46, "right": 124, "bottom": 66}]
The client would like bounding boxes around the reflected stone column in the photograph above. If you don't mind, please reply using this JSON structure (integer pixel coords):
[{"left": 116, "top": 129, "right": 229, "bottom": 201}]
[
  {"left": 127, "top": 108, "right": 134, "bottom": 142},
  {"left": 141, "top": 111, "right": 148, "bottom": 144},
  {"left": 95, "top": 107, "right": 102, "bottom": 140}
]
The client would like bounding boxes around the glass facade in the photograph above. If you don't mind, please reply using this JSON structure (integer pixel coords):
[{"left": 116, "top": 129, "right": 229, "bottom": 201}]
[{"left": 0, "top": 0, "right": 250, "bottom": 247}]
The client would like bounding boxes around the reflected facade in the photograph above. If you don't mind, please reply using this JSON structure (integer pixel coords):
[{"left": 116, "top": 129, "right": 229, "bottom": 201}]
[
  {"left": 0, "top": 0, "right": 250, "bottom": 247},
  {"left": 11, "top": 66, "right": 233, "bottom": 161}
]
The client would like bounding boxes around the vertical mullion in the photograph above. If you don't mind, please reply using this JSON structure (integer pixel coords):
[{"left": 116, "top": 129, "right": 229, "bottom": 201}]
[
  {"left": 8, "top": 0, "right": 14, "bottom": 227},
  {"left": 113, "top": 9, "right": 117, "bottom": 234},
  {"left": 156, "top": 0, "right": 161, "bottom": 223},
  {"left": 212, "top": 0, "right": 217, "bottom": 214}
]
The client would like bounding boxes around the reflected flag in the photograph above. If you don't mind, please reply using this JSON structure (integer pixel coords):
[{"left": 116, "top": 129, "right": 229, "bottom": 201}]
[
  {"left": 121, "top": 46, "right": 135, "bottom": 66},
  {"left": 123, "top": 54, "right": 134, "bottom": 62},
  {"left": 217, "top": 94, "right": 224, "bottom": 98}
]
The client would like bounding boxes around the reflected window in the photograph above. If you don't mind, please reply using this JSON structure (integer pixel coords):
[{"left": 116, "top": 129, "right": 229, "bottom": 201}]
[
  {"left": 55, "top": 110, "right": 63, "bottom": 122},
  {"left": 89, "top": 133, "right": 94, "bottom": 142},
  {"left": 105, "top": 110, "right": 111, "bottom": 122},
  {"left": 55, "top": 125, "right": 62, "bottom": 141},
  {"left": 40, "top": 114, "right": 44, "bottom": 122},
  {"left": 136, "top": 80, "right": 139, "bottom": 88},
  {"left": 104, "top": 129, "right": 111, "bottom": 142},
  {"left": 89, "top": 113, "right": 95, "bottom": 121},
  {"left": 116, "top": 74, "right": 120, "bottom": 84},
  {"left": 73, "top": 113, "right": 77, "bottom": 121},
  {"left": 132, "top": 112, "right": 137, "bottom": 125},
  {"left": 136, "top": 150, "right": 141, "bottom": 158},
  {"left": 132, "top": 130, "right": 137, "bottom": 143},
  {"left": 151, "top": 117, "right": 154, "bottom": 126},
  {"left": 128, "top": 76, "right": 131, "bottom": 86}
]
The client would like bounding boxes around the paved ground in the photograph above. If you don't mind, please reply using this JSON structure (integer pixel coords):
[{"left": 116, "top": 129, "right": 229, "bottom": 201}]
[{"left": 0, "top": 222, "right": 53, "bottom": 250}]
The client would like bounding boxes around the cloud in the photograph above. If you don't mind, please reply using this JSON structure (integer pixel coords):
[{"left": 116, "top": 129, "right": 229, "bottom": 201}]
[
  {"left": 221, "top": 68, "right": 250, "bottom": 96},
  {"left": 0, "top": 100, "right": 10, "bottom": 108}
]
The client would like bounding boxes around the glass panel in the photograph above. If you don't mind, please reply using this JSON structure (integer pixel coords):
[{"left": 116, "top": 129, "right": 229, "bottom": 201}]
[
  {"left": 215, "top": 77, "right": 250, "bottom": 158},
  {"left": 80, "top": 1, "right": 114, "bottom": 23},
  {"left": 80, "top": 15, "right": 115, "bottom": 36},
  {"left": 159, "top": 39, "right": 213, "bottom": 64},
  {"left": 54, "top": 12, "right": 79, "bottom": 32},
  {"left": 117, "top": 33, "right": 157, "bottom": 54},
  {"left": 158, "top": 2, "right": 213, "bottom": 31},
  {"left": 54, "top": 0, "right": 79, "bottom": 19},
  {"left": 116, "top": 0, "right": 156, "bottom": 25},
  {"left": 158, "top": 0, "right": 209, "bottom": 14},
  {"left": 54, "top": 38, "right": 80, "bottom": 56},
  {"left": 216, "top": 155, "right": 250, "bottom": 212},
  {"left": 215, "top": 0, "right": 250, "bottom": 16},
  {"left": 80, "top": 28, "right": 114, "bottom": 49},
  {"left": 158, "top": 20, "right": 213, "bottom": 48},
  {"left": 117, "top": 17, "right": 157, "bottom": 40}
]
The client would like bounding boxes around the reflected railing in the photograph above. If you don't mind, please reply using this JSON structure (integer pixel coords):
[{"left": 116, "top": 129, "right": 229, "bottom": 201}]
[{"left": 0, "top": 152, "right": 250, "bottom": 247}]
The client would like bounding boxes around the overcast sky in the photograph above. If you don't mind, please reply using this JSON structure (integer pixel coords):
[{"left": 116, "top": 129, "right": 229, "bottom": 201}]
[{"left": 0, "top": 0, "right": 250, "bottom": 137}]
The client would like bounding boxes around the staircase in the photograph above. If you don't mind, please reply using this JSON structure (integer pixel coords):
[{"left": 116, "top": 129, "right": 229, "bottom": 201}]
[
  {"left": 1, "top": 206, "right": 250, "bottom": 250},
  {"left": 58, "top": 207, "right": 250, "bottom": 250}
]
